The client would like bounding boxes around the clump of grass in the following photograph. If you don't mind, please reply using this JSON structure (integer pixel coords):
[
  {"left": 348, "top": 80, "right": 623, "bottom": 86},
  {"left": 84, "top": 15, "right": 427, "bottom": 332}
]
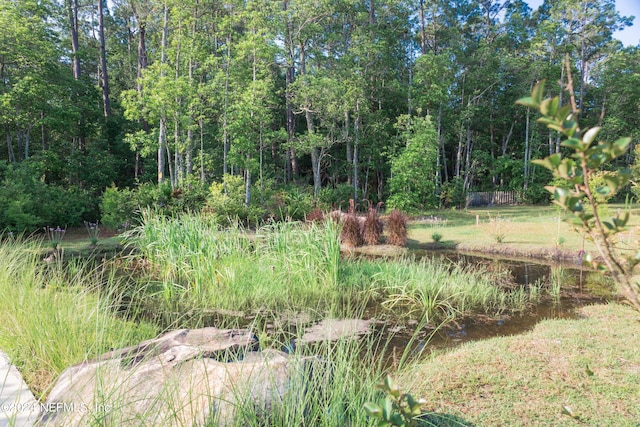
[
  {"left": 387, "top": 209, "right": 408, "bottom": 247},
  {"left": 483, "top": 214, "right": 510, "bottom": 243},
  {"left": 0, "top": 238, "right": 157, "bottom": 398},
  {"left": 84, "top": 221, "right": 100, "bottom": 245},
  {"left": 362, "top": 202, "right": 383, "bottom": 246},
  {"left": 44, "top": 225, "right": 66, "bottom": 250},
  {"left": 365, "top": 258, "right": 526, "bottom": 322},
  {"left": 431, "top": 232, "right": 443, "bottom": 242}
]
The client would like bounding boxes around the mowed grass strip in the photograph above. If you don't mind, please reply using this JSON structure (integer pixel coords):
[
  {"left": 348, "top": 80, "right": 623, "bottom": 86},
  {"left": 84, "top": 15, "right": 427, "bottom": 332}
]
[
  {"left": 404, "top": 303, "right": 640, "bottom": 426},
  {"left": 407, "top": 204, "right": 640, "bottom": 257}
]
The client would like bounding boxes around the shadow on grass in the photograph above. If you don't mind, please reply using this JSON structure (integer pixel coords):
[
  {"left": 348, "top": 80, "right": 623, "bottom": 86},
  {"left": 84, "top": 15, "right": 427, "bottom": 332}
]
[{"left": 418, "top": 412, "right": 476, "bottom": 426}]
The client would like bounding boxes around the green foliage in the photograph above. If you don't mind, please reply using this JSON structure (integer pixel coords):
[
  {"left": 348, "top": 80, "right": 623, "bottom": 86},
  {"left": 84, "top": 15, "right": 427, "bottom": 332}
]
[
  {"left": 0, "top": 239, "right": 158, "bottom": 397},
  {"left": 0, "top": 162, "right": 92, "bottom": 231},
  {"left": 364, "top": 376, "right": 425, "bottom": 426},
  {"left": 100, "top": 185, "right": 137, "bottom": 230},
  {"left": 100, "top": 181, "right": 209, "bottom": 230},
  {"left": 387, "top": 115, "right": 438, "bottom": 212},
  {"left": 43, "top": 226, "right": 65, "bottom": 250},
  {"left": 431, "top": 232, "right": 442, "bottom": 243},
  {"left": 267, "top": 186, "right": 314, "bottom": 222},
  {"left": 629, "top": 145, "right": 640, "bottom": 201},
  {"left": 519, "top": 80, "right": 640, "bottom": 311},
  {"left": 439, "top": 178, "right": 467, "bottom": 209},
  {"left": 84, "top": 221, "right": 100, "bottom": 245},
  {"left": 318, "top": 183, "right": 355, "bottom": 210},
  {"left": 205, "top": 174, "right": 264, "bottom": 226}
]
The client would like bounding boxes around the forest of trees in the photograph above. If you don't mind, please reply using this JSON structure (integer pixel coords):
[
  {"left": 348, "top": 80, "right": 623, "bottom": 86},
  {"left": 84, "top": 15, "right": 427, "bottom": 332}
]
[{"left": 1, "top": 0, "right": 639, "bottom": 230}]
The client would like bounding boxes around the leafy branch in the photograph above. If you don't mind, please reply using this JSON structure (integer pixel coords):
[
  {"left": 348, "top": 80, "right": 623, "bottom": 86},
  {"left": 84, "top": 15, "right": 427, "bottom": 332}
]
[
  {"left": 517, "top": 75, "right": 640, "bottom": 311},
  {"left": 364, "top": 375, "right": 425, "bottom": 426}
]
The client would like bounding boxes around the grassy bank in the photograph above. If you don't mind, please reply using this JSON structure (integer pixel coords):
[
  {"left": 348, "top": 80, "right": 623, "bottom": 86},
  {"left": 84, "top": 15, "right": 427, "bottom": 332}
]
[{"left": 404, "top": 303, "right": 640, "bottom": 426}]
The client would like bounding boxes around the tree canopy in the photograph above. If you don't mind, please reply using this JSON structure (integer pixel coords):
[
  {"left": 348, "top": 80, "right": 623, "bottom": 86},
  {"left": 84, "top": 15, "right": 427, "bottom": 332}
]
[{"left": 0, "top": 0, "right": 637, "bottom": 229}]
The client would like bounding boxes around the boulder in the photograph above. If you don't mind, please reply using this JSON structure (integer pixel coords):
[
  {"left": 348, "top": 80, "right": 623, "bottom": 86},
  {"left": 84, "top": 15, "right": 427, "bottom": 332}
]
[
  {"left": 40, "top": 328, "right": 316, "bottom": 426},
  {"left": 300, "top": 318, "right": 376, "bottom": 344}
]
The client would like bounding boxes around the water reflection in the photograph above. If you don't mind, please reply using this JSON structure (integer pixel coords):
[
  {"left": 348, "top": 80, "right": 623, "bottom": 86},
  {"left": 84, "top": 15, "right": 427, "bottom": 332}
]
[{"left": 388, "top": 249, "right": 617, "bottom": 355}]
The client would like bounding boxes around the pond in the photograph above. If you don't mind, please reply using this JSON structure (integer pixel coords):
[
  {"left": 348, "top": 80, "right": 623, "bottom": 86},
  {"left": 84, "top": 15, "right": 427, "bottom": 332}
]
[
  {"left": 381, "top": 249, "right": 617, "bottom": 359},
  {"left": 112, "top": 237, "right": 615, "bottom": 359}
]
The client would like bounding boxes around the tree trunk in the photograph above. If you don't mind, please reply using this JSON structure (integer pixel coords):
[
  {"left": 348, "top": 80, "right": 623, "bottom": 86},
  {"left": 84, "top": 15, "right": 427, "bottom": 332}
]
[
  {"left": 223, "top": 36, "right": 231, "bottom": 177},
  {"left": 98, "top": 0, "right": 111, "bottom": 116},
  {"left": 523, "top": 107, "right": 530, "bottom": 192},
  {"left": 353, "top": 107, "right": 360, "bottom": 203},
  {"left": 419, "top": 0, "right": 426, "bottom": 55},
  {"left": 158, "top": 2, "right": 169, "bottom": 184},
  {"left": 68, "top": 0, "right": 81, "bottom": 79},
  {"left": 283, "top": 0, "right": 298, "bottom": 180}
]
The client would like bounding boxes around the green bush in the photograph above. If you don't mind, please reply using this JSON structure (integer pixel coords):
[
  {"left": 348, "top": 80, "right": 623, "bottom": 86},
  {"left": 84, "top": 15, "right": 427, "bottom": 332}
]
[
  {"left": 205, "top": 174, "right": 265, "bottom": 226},
  {"left": 318, "top": 183, "right": 354, "bottom": 210},
  {"left": 267, "top": 186, "right": 314, "bottom": 221},
  {"left": 438, "top": 177, "right": 466, "bottom": 209},
  {"left": 0, "top": 162, "right": 92, "bottom": 231},
  {"left": 100, "top": 185, "right": 137, "bottom": 230}
]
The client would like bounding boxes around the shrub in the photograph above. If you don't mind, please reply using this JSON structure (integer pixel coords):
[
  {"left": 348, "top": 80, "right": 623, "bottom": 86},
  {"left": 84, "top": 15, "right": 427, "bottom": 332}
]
[
  {"left": 318, "top": 183, "right": 354, "bottom": 210},
  {"left": 100, "top": 185, "right": 137, "bottom": 230},
  {"left": 205, "top": 175, "right": 253, "bottom": 226},
  {"left": 362, "top": 202, "right": 383, "bottom": 246},
  {"left": 268, "top": 187, "right": 314, "bottom": 221},
  {"left": 387, "top": 209, "right": 408, "bottom": 247},
  {"left": 438, "top": 177, "right": 466, "bottom": 209},
  {"left": 431, "top": 232, "right": 442, "bottom": 242},
  {"left": 519, "top": 79, "right": 640, "bottom": 310}
]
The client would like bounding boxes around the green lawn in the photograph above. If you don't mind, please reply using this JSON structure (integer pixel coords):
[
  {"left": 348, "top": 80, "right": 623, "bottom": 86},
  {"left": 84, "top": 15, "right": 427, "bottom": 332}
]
[
  {"left": 405, "top": 303, "right": 640, "bottom": 426},
  {"left": 405, "top": 204, "right": 640, "bottom": 260}
]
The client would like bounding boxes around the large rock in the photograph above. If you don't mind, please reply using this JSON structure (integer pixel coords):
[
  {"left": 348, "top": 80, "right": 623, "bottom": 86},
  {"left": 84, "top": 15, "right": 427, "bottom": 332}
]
[{"left": 40, "top": 328, "right": 316, "bottom": 426}]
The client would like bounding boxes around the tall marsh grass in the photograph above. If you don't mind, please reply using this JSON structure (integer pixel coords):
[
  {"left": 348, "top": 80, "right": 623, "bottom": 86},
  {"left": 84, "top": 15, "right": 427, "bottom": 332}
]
[
  {"left": 0, "top": 238, "right": 157, "bottom": 397},
  {"left": 122, "top": 212, "right": 344, "bottom": 316},
  {"left": 124, "top": 212, "right": 531, "bottom": 324}
]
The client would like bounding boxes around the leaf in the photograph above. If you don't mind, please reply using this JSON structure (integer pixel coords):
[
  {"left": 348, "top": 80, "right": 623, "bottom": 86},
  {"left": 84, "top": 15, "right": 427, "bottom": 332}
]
[
  {"left": 389, "top": 414, "right": 404, "bottom": 426},
  {"left": 531, "top": 80, "right": 546, "bottom": 106},
  {"left": 556, "top": 105, "right": 573, "bottom": 122},
  {"left": 582, "top": 127, "right": 601, "bottom": 145},
  {"left": 384, "top": 375, "right": 400, "bottom": 397},
  {"left": 614, "top": 137, "right": 632, "bottom": 153},
  {"left": 561, "top": 138, "right": 583, "bottom": 150},
  {"left": 532, "top": 153, "right": 562, "bottom": 171},
  {"left": 516, "top": 96, "right": 539, "bottom": 109},
  {"left": 382, "top": 397, "right": 393, "bottom": 420},
  {"left": 364, "top": 402, "right": 383, "bottom": 418},
  {"left": 540, "top": 97, "right": 559, "bottom": 116}
]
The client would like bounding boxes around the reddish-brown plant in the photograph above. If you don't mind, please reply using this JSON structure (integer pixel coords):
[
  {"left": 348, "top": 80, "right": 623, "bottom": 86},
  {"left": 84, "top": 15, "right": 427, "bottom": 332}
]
[
  {"left": 362, "top": 202, "right": 383, "bottom": 245},
  {"left": 341, "top": 213, "right": 363, "bottom": 247},
  {"left": 387, "top": 209, "right": 408, "bottom": 246},
  {"left": 306, "top": 207, "right": 324, "bottom": 223}
]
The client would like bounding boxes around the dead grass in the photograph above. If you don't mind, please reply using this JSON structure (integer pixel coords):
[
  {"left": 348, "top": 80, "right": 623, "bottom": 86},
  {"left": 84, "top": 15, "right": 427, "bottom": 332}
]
[{"left": 404, "top": 303, "right": 640, "bottom": 426}]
